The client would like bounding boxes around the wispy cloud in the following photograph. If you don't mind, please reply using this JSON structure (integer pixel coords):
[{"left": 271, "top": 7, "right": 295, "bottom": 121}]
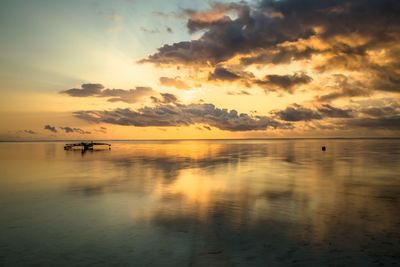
[
  {"left": 24, "top": 130, "right": 37, "bottom": 135},
  {"left": 159, "top": 77, "right": 190, "bottom": 90},
  {"left": 44, "top": 125, "right": 57, "bottom": 133},
  {"left": 60, "top": 127, "right": 91, "bottom": 134},
  {"left": 60, "top": 84, "right": 155, "bottom": 103}
]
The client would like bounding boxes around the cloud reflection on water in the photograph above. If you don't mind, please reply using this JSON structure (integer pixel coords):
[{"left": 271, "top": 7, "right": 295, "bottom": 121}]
[
  {"left": 65, "top": 140, "right": 400, "bottom": 265},
  {"left": 1, "top": 141, "right": 399, "bottom": 266}
]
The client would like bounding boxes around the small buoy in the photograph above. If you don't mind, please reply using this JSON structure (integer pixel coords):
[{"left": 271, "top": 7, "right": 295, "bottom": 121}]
[{"left": 322, "top": 146, "right": 326, "bottom": 151}]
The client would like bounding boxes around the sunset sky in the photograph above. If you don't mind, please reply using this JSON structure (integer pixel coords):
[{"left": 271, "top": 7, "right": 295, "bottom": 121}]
[{"left": 1, "top": 0, "right": 399, "bottom": 140}]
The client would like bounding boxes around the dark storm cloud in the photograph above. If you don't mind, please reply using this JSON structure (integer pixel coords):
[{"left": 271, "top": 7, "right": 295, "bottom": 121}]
[
  {"left": 60, "top": 127, "right": 91, "bottom": 134},
  {"left": 44, "top": 124, "right": 57, "bottom": 133},
  {"left": 60, "top": 84, "right": 155, "bottom": 103},
  {"left": 74, "top": 97, "right": 290, "bottom": 132},
  {"left": 255, "top": 73, "right": 312, "bottom": 93},
  {"left": 141, "top": 0, "right": 400, "bottom": 66}
]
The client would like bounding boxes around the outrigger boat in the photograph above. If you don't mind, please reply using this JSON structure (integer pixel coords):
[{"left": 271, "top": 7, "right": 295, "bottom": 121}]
[{"left": 64, "top": 142, "right": 111, "bottom": 151}]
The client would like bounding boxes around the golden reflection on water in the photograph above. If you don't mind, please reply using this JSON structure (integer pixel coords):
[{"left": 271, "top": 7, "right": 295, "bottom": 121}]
[{"left": 0, "top": 140, "right": 399, "bottom": 266}]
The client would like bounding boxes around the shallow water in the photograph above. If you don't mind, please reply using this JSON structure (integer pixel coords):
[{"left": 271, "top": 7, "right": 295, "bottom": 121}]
[{"left": 0, "top": 140, "right": 399, "bottom": 266}]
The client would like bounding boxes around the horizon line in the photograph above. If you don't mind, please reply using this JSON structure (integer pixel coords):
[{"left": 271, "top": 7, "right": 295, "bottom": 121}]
[{"left": 1, "top": 137, "right": 400, "bottom": 142}]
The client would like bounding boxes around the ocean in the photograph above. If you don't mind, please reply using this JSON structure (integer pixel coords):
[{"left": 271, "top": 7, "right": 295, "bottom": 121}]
[{"left": 0, "top": 139, "right": 399, "bottom": 266}]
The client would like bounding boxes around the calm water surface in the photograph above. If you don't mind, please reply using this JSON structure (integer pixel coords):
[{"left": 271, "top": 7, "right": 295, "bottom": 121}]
[{"left": 0, "top": 140, "right": 399, "bottom": 266}]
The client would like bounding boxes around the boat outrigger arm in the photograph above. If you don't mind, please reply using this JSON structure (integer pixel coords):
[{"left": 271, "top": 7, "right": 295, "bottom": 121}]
[{"left": 64, "top": 142, "right": 111, "bottom": 151}]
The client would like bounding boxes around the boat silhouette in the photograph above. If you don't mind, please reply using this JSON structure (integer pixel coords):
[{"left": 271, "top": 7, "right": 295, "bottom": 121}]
[{"left": 64, "top": 142, "right": 111, "bottom": 151}]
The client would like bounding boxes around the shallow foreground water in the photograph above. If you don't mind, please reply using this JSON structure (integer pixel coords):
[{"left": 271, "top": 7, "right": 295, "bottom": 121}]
[{"left": 0, "top": 139, "right": 399, "bottom": 266}]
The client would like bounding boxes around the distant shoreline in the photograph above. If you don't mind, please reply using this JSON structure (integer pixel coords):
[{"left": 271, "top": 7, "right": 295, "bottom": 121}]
[{"left": 1, "top": 137, "right": 400, "bottom": 143}]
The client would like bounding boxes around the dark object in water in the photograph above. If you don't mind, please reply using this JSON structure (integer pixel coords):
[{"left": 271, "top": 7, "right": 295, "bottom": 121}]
[
  {"left": 322, "top": 146, "right": 326, "bottom": 151},
  {"left": 64, "top": 142, "right": 111, "bottom": 151}
]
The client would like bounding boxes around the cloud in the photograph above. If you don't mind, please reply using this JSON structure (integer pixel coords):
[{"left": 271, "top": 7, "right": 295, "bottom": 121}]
[
  {"left": 317, "top": 74, "right": 371, "bottom": 102},
  {"left": 343, "top": 98, "right": 400, "bottom": 130},
  {"left": 60, "top": 83, "right": 104, "bottom": 97},
  {"left": 60, "top": 127, "right": 91, "bottom": 134},
  {"left": 369, "top": 65, "right": 400, "bottom": 93},
  {"left": 274, "top": 104, "right": 323, "bottom": 122},
  {"left": 183, "top": 2, "right": 245, "bottom": 33},
  {"left": 313, "top": 51, "right": 400, "bottom": 96},
  {"left": 94, "top": 127, "right": 108, "bottom": 134},
  {"left": 240, "top": 46, "right": 315, "bottom": 65},
  {"left": 150, "top": 93, "right": 179, "bottom": 104},
  {"left": 317, "top": 104, "right": 353, "bottom": 118},
  {"left": 255, "top": 72, "right": 312, "bottom": 93},
  {"left": 208, "top": 66, "right": 256, "bottom": 88},
  {"left": 16, "top": 129, "right": 37, "bottom": 135},
  {"left": 142, "top": 0, "right": 400, "bottom": 65},
  {"left": 274, "top": 103, "right": 352, "bottom": 121},
  {"left": 140, "top": 0, "right": 400, "bottom": 98},
  {"left": 99, "top": 87, "right": 154, "bottom": 103},
  {"left": 24, "top": 130, "right": 37, "bottom": 135},
  {"left": 74, "top": 95, "right": 290, "bottom": 132},
  {"left": 207, "top": 67, "right": 311, "bottom": 94},
  {"left": 44, "top": 125, "right": 57, "bottom": 133},
  {"left": 227, "top": 90, "right": 251, "bottom": 95},
  {"left": 140, "top": 27, "right": 160, "bottom": 34},
  {"left": 208, "top": 67, "right": 241, "bottom": 81},
  {"left": 60, "top": 84, "right": 155, "bottom": 103},
  {"left": 139, "top": 3, "right": 258, "bottom": 65},
  {"left": 159, "top": 77, "right": 190, "bottom": 89},
  {"left": 360, "top": 107, "right": 399, "bottom": 117},
  {"left": 347, "top": 116, "right": 400, "bottom": 130},
  {"left": 271, "top": 99, "right": 400, "bottom": 132}
]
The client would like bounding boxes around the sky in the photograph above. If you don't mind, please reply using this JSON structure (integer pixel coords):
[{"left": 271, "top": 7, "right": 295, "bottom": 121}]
[{"left": 0, "top": 0, "right": 399, "bottom": 140}]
